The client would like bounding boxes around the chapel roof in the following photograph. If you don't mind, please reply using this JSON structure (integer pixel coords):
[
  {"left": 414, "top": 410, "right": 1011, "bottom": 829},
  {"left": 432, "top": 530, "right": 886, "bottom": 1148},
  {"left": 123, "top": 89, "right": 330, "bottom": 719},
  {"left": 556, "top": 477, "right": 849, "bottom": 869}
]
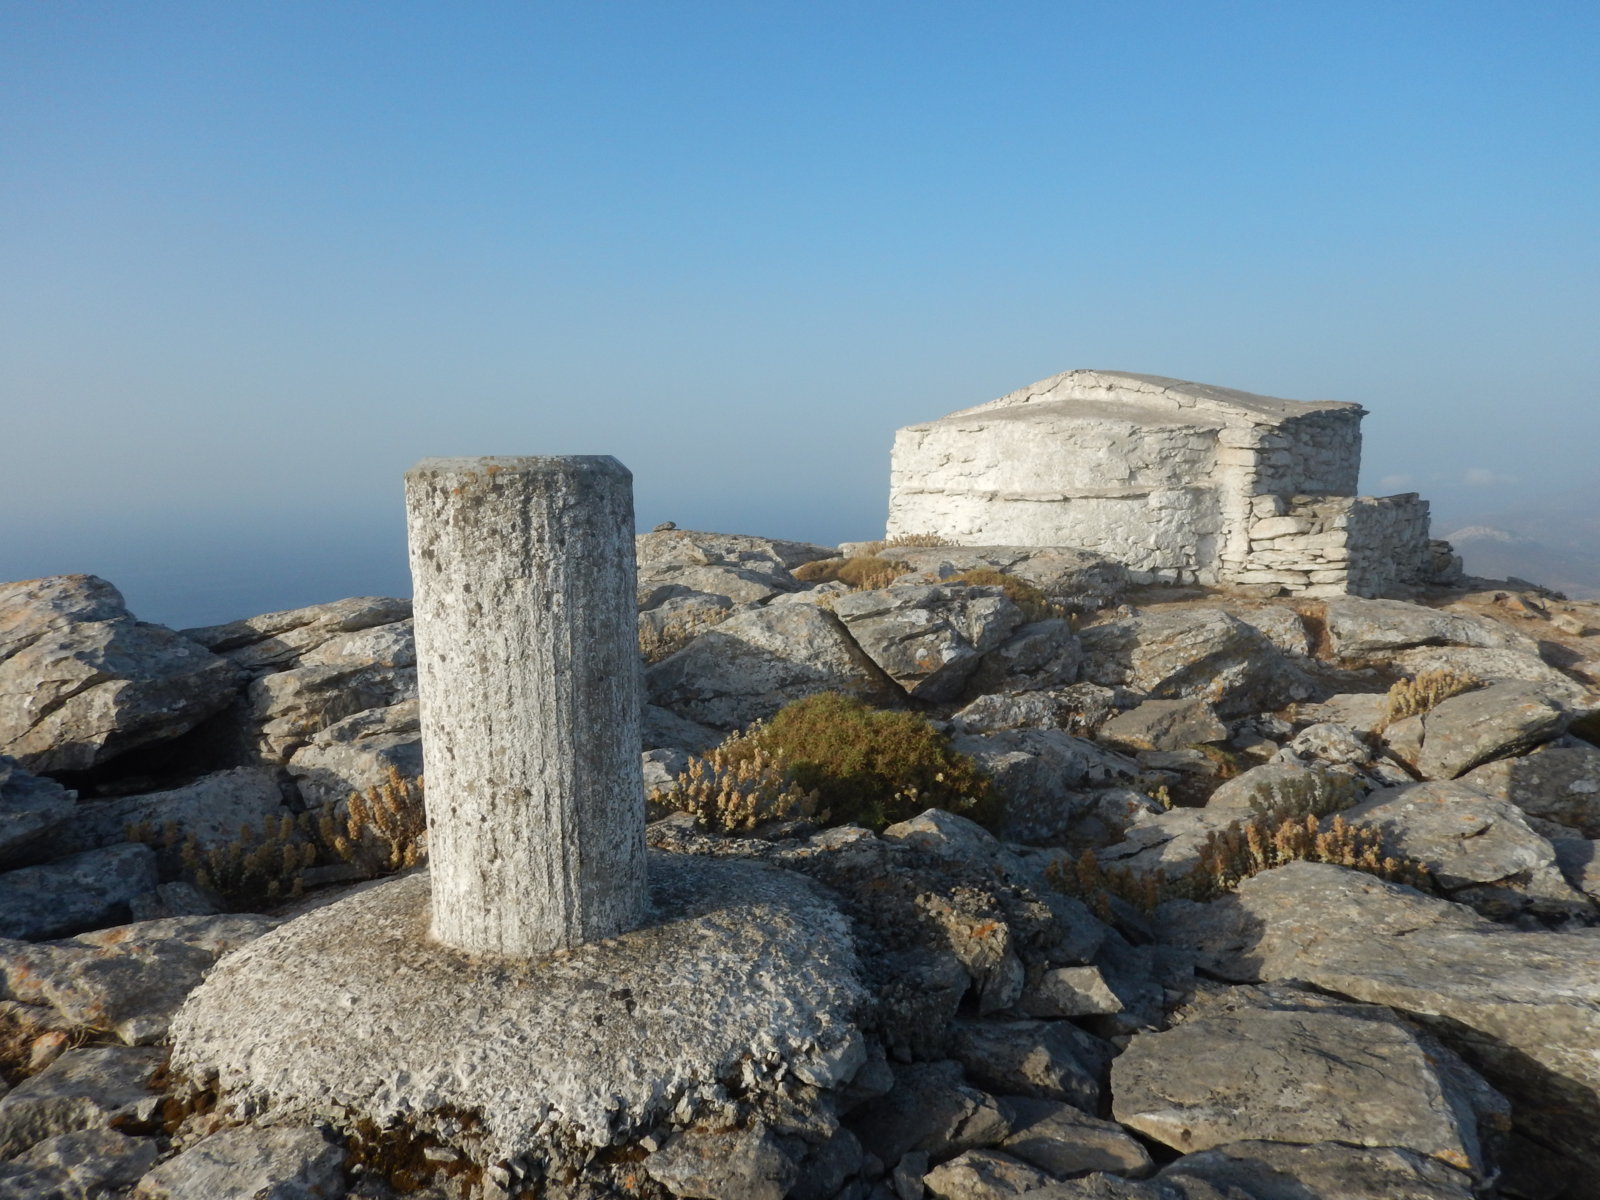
[{"left": 941, "top": 369, "right": 1365, "bottom": 426}]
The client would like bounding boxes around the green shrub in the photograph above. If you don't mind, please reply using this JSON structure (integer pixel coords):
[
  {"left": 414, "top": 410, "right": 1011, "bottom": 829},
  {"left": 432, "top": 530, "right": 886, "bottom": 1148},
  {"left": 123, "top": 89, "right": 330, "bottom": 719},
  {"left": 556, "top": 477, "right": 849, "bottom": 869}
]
[
  {"left": 659, "top": 692, "right": 996, "bottom": 833},
  {"left": 949, "top": 567, "right": 1062, "bottom": 623},
  {"left": 749, "top": 692, "right": 996, "bottom": 830}
]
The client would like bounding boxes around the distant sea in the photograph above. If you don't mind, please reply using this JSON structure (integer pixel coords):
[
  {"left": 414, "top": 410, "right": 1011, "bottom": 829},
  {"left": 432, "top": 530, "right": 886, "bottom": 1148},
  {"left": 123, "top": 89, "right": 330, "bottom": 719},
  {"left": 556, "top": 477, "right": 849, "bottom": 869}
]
[
  {"left": 4, "top": 514, "right": 415, "bottom": 632},
  {"left": 9, "top": 486, "right": 1594, "bottom": 634}
]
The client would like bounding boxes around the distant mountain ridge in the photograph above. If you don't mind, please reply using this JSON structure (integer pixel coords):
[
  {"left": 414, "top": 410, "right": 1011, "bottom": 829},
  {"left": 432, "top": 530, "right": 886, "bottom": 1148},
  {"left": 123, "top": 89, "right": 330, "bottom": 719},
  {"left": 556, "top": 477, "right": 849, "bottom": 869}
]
[{"left": 1441, "top": 487, "right": 1600, "bottom": 598}]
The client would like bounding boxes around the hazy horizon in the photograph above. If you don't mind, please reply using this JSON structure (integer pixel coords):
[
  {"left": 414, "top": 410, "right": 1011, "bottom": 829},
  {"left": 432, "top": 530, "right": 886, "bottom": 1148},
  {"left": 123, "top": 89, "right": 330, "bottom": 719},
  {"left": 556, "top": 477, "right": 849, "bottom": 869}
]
[{"left": 5, "top": 3, "right": 1596, "bottom": 626}]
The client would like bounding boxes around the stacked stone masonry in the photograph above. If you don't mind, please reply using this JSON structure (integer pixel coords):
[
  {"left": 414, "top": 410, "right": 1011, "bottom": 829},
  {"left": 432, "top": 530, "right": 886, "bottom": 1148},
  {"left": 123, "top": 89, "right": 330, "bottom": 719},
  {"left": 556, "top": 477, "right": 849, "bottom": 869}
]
[{"left": 887, "top": 369, "right": 1450, "bottom": 597}]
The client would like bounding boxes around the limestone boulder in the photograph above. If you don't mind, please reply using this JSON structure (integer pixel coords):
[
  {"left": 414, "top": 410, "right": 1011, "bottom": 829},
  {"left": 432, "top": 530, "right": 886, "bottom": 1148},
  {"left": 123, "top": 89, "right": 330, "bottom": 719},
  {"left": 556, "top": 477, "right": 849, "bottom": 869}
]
[
  {"left": 637, "top": 591, "right": 736, "bottom": 661},
  {"left": 964, "top": 619, "right": 1083, "bottom": 696},
  {"left": 1322, "top": 596, "right": 1537, "bottom": 661},
  {"left": 1339, "top": 780, "right": 1587, "bottom": 918},
  {"left": 947, "top": 1019, "right": 1110, "bottom": 1112},
  {"left": 183, "top": 597, "right": 417, "bottom": 768},
  {"left": 1460, "top": 741, "right": 1600, "bottom": 835},
  {"left": 950, "top": 729, "right": 1139, "bottom": 844},
  {"left": 871, "top": 546, "right": 1130, "bottom": 613},
  {"left": 1018, "top": 965, "right": 1128, "bottom": 1019},
  {"left": 40, "top": 767, "right": 289, "bottom": 864},
  {"left": 131, "top": 1125, "right": 346, "bottom": 1200},
  {"left": 0, "top": 844, "right": 158, "bottom": 941},
  {"left": 184, "top": 595, "right": 412, "bottom": 670},
  {"left": 1230, "top": 606, "right": 1312, "bottom": 658},
  {"left": 285, "top": 700, "right": 421, "bottom": 809},
  {"left": 636, "top": 528, "right": 836, "bottom": 574},
  {"left": 1392, "top": 643, "right": 1590, "bottom": 696},
  {"left": 642, "top": 567, "right": 789, "bottom": 609},
  {"left": 1390, "top": 681, "right": 1571, "bottom": 780},
  {"left": 1157, "top": 1141, "right": 1476, "bottom": 1200},
  {"left": 0, "top": 1044, "right": 163, "bottom": 1158},
  {"left": 0, "top": 1128, "right": 160, "bottom": 1200},
  {"left": 644, "top": 1123, "right": 797, "bottom": 1200},
  {"left": 641, "top": 703, "right": 722, "bottom": 755},
  {"left": 923, "top": 1149, "right": 1058, "bottom": 1199},
  {"left": 1079, "top": 608, "right": 1315, "bottom": 717},
  {"left": 634, "top": 530, "right": 832, "bottom": 616},
  {"left": 0, "top": 757, "right": 76, "bottom": 868},
  {"left": 1553, "top": 838, "right": 1600, "bottom": 900},
  {"left": 831, "top": 583, "right": 1025, "bottom": 701},
  {"left": 1162, "top": 861, "right": 1600, "bottom": 1174},
  {"left": 1290, "top": 692, "right": 1387, "bottom": 735},
  {"left": 1098, "top": 699, "right": 1226, "bottom": 753},
  {"left": 234, "top": 657, "right": 417, "bottom": 766},
  {"left": 1111, "top": 984, "right": 1506, "bottom": 1176},
  {"left": 880, "top": 809, "right": 1030, "bottom": 882},
  {"left": 998, "top": 1097, "right": 1153, "bottom": 1180},
  {"left": 1280, "top": 721, "right": 1372, "bottom": 766},
  {"left": 646, "top": 604, "right": 902, "bottom": 729},
  {"left": 1095, "top": 806, "right": 1252, "bottom": 881},
  {"left": 846, "top": 1060, "right": 1013, "bottom": 1167},
  {"left": 0, "top": 913, "right": 278, "bottom": 1045},
  {"left": 950, "top": 685, "right": 1132, "bottom": 738},
  {"left": 0, "top": 575, "right": 240, "bottom": 774}
]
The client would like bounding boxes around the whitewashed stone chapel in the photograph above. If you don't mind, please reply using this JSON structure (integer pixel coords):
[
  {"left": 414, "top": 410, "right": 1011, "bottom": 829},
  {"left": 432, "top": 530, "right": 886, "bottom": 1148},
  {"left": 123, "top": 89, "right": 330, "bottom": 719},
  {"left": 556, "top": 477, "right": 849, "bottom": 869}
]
[{"left": 887, "top": 369, "right": 1450, "bottom": 597}]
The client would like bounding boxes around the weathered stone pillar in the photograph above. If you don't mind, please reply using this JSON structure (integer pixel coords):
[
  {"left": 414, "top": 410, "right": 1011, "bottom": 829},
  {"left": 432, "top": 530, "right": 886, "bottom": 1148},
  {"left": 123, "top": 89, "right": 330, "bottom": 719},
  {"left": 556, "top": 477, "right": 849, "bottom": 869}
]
[{"left": 404, "top": 456, "right": 645, "bottom": 957}]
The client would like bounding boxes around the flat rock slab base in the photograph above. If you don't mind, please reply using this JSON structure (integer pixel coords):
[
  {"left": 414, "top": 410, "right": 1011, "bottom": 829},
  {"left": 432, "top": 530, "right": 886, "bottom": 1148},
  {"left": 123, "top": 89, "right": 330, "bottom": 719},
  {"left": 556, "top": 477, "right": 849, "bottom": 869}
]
[{"left": 170, "top": 855, "right": 866, "bottom": 1166}]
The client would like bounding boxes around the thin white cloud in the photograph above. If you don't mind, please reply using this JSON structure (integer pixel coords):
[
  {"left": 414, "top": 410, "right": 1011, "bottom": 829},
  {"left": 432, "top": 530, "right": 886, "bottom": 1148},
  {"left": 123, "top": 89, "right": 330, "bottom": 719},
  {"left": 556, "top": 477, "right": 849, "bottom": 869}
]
[
  {"left": 1464, "top": 467, "right": 1518, "bottom": 487},
  {"left": 1379, "top": 473, "right": 1415, "bottom": 490}
]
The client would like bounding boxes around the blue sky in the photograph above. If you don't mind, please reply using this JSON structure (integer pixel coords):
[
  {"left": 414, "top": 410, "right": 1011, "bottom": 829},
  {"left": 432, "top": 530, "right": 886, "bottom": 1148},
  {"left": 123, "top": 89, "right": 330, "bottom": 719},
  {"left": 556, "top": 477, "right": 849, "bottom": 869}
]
[{"left": 3, "top": 1, "right": 1596, "bottom": 626}]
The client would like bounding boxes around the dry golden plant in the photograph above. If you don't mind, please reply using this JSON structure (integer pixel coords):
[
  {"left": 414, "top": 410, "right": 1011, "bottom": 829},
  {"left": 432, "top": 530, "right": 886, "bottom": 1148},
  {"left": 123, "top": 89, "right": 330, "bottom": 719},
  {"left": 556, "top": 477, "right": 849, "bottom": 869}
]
[
  {"left": 321, "top": 767, "right": 427, "bottom": 875},
  {"left": 949, "top": 567, "right": 1064, "bottom": 623},
  {"left": 638, "top": 606, "right": 729, "bottom": 664},
  {"left": 1241, "top": 769, "right": 1361, "bottom": 821},
  {"left": 651, "top": 726, "right": 825, "bottom": 833},
  {"left": 1374, "top": 668, "right": 1483, "bottom": 734},
  {"left": 1047, "top": 811, "right": 1429, "bottom": 913},
  {"left": 180, "top": 813, "right": 319, "bottom": 910},
  {"left": 793, "top": 556, "right": 914, "bottom": 590},
  {"left": 882, "top": 532, "right": 957, "bottom": 548}
]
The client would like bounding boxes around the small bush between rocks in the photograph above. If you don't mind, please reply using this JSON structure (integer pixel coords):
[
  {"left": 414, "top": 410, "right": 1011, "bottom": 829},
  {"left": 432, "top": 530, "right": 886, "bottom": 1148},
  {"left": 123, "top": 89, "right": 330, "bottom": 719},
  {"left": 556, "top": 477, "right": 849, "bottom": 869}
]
[
  {"left": 853, "top": 532, "right": 957, "bottom": 554},
  {"left": 949, "top": 567, "right": 1063, "bottom": 623},
  {"left": 321, "top": 767, "right": 428, "bottom": 875},
  {"left": 1048, "top": 812, "right": 1430, "bottom": 916},
  {"left": 638, "top": 607, "right": 729, "bottom": 664},
  {"left": 793, "top": 556, "right": 913, "bottom": 590},
  {"left": 659, "top": 692, "right": 996, "bottom": 832},
  {"left": 754, "top": 691, "right": 997, "bottom": 830},
  {"left": 1242, "top": 770, "right": 1362, "bottom": 821},
  {"left": 180, "top": 814, "right": 319, "bottom": 910},
  {"left": 1374, "top": 668, "right": 1483, "bottom": 734},
  {"left": 651, "top": 726, "right": 825, "bottom": 833},
  {"left": 883, "top": 531, "right": 956, "bottom": 548},
  {"left": 128, "top": 770, "right": 428, "bottom": 910}
]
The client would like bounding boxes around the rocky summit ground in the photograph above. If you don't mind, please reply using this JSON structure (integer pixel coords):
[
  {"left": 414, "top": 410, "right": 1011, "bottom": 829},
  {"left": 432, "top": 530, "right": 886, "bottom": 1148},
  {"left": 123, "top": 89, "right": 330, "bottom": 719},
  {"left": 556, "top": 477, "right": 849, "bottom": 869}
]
[{"left": 1, "top": 530, "right": 1599, "bottom": 1200}]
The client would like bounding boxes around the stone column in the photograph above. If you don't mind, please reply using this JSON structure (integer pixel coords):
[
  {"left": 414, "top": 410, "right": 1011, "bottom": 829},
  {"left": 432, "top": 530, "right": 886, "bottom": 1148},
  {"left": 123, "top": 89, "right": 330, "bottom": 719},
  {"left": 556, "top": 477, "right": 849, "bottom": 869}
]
[{"left": 404, "top": 456, "right": 646, "bottom": 958}]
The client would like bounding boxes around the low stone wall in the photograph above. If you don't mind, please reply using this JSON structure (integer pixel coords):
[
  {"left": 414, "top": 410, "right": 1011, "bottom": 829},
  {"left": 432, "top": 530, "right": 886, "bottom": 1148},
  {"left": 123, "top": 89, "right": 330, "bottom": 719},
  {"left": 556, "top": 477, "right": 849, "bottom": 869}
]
[
  {"left": 1226, "top": 492, "right": 1435, "bottom": 597},
  {"left": 1345, "top": 493, "right": 1435, "bottom": 598}
]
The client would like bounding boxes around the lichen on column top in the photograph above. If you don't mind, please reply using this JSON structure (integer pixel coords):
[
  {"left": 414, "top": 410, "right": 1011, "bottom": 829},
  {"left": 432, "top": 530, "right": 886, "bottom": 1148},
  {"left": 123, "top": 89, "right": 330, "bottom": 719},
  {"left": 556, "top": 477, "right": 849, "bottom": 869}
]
[{"left": 404, "top": 455, "right": 645, "bottom": 958}]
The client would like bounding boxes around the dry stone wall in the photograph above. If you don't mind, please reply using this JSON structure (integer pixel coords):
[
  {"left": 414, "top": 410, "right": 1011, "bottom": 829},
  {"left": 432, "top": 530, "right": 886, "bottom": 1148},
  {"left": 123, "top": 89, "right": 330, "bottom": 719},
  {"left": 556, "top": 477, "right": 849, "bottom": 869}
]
[{"left": 1344, "top": 494, "right": 1437, "bottom": 597}]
